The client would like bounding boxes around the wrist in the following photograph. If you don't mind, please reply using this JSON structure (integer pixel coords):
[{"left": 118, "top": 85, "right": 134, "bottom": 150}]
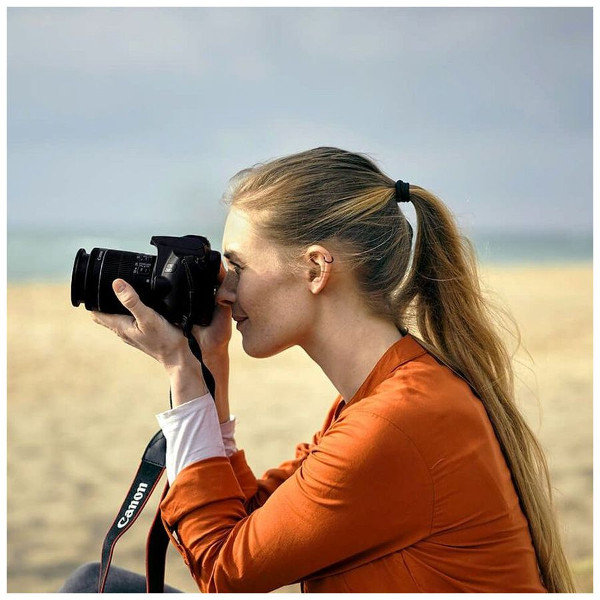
[
  {"left": 201, "top": 351, "right": 230, "bottom": 424},
  {"left": 162, "top": 341, "right": 197, "bottom": 373},
  {"left": 202, "top": 348, "right": 229, "bottom": 373},
  {"left": 167, "top": 362, "right": 209, "bottom": 407}
]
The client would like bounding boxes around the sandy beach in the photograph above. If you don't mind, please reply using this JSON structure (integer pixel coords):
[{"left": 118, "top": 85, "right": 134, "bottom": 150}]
[{"left": 7, "top": 262, "right": 592, "bottom": 593}]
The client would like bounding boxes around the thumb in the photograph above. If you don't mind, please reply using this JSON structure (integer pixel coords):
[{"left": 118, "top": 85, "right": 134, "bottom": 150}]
[{"left": 112, "top": 279, "right": 150, "bottom": 322}]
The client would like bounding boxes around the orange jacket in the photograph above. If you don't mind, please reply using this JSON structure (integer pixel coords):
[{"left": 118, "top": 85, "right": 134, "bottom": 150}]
[{"left": 160, "top": 334, "right": 546, "bottom": 592}]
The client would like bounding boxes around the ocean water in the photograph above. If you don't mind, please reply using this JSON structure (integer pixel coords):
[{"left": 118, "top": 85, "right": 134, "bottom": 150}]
[
  {"left": 7, "top": 227, "right": 593, "bottom": 284},
  {"left": 7, "top": 228, "right": 224, "bottom": 284}
]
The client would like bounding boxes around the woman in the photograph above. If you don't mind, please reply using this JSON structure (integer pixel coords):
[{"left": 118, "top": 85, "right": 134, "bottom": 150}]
[{"left": 61, "top": 147, "right": 573, "bottom": 592}]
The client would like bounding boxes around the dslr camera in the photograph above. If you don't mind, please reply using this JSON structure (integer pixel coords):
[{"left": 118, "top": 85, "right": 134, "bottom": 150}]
[{"left": 71, "top": 235, "right": 221, "bottom": 331}]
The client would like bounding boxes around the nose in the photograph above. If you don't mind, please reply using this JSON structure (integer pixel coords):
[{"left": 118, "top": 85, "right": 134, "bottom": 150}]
[{"left": 215, "top": 269, "right": 237, "bottom": 307}]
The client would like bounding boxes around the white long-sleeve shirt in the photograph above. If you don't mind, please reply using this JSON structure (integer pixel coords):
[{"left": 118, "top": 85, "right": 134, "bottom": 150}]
[{"left": 155, "top": 394, "right": 237, "bottom": 484}]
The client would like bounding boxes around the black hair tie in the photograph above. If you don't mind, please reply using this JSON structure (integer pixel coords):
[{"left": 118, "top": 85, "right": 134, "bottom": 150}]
[{"left": 395, "top": 180, "right": 411, "bottom": 203}]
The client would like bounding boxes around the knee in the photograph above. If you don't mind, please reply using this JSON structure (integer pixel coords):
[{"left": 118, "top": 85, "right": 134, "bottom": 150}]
[{"left": 57, "top": 562, "right": 100, "bottom": 593}]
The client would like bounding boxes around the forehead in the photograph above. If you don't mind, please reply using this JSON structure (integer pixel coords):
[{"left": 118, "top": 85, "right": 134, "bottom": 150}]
[
  {"left": 222, "top": 207, "right": 293, "bottom": 267},
  {"left": 222, "top": 208, "right": 259, "bottom": 258}
]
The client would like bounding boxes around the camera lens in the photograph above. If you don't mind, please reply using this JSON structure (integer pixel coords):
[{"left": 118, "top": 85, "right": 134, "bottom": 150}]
[
  {"left": 70, "top": 247, "right": 156, "bottom": 315},
  {"left": 71, "top": 248, "right": 89, "bottom": 307}
]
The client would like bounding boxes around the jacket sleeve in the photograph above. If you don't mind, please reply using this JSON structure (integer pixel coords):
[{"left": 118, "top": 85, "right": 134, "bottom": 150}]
[
  {"left": 160, "top": 409, "right": 434, "bottom": 592},
  {"left": 225, "top": 398, "right": 339, "bottom": 511},
  {"left": 227, "top": 437, "right": 319, "bottom": 512}
]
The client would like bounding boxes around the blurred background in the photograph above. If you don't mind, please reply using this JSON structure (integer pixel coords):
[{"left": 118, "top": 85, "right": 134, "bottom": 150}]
[{"left": 7, "top": 7, "right": 592, "bottom": 592}]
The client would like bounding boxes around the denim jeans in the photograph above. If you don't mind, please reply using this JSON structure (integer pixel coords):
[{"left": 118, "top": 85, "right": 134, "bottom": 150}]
[{"left": 57, "top": 562, "right": 183, "bottom": 593}]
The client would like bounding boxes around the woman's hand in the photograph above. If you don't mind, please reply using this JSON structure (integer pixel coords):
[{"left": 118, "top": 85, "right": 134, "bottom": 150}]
[
  {"left": 192, "top": 304, "right": 232, "bottom": 358},
  {"left": 191, "top": 263, "right": 233, "bottom": 361},
  {"left": 91, "top": 279, "right": 195, "bottom": 372}
]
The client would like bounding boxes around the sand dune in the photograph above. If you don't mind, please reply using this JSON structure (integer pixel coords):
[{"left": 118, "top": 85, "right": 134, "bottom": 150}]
[{"left": 7, "top": 263, "right": 592, "bottom": 592}]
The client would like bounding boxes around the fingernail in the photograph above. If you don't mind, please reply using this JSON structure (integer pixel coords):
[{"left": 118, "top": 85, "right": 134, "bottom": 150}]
[{"left": 113, "top": 280, "right": 126, "bottom": 293}]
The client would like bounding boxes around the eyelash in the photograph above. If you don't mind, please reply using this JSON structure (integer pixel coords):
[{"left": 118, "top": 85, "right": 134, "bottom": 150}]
[{"left": 229, "top": 262, "right": 243, "bottom": 274}]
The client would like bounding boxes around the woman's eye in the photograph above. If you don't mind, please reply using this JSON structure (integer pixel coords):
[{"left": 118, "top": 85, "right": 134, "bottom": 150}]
[{"left": 229, "top": 262, "right": 243, "bottom": 274}]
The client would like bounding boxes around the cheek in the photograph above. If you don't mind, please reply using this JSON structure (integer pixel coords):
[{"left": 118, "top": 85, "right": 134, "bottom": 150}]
[
  {"left": 240, "top": 283, "right": 312, "bottom": 358},
  {"left": 243, "top": 276, "right": 309, "bottom": 334},
  {"left": 237, "top": 271, "right": 287, "bottom": 313},
  {"left": 260, "top": 286, "right": 311, "bottom": 338}
]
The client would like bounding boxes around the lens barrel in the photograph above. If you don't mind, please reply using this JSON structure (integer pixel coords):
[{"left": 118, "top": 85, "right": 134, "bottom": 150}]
[
  {"left": 71, "top": 248, "right": 89, "bottom": 307},
  {"left": 70, "top": 247, "right": 156, "bottom": 315}
]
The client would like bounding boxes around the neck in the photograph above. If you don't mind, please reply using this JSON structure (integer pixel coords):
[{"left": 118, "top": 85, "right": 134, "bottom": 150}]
[{"left": 300, "top": 305, "right": 403, "bottom": 403}]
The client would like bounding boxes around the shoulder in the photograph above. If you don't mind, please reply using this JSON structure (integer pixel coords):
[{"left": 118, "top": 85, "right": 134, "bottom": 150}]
[
  {"left": 339, "top": 352, "right": 492, "bottom": 468},
  {"left": 316, "top": 399, "right": 432, "bottom": 495},
  {"left": 308, "top": 403, "right": 434, "bottom": 523}
]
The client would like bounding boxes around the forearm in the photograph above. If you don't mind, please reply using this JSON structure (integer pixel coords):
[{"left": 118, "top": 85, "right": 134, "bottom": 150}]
[
  {"left": 156, "top": 395, "right": 226, "bottom": 483},
  {"left": 165, "top": 346, "right": 230, "bottom": 417},
  {"left": 202, "top": 350, "right": 231, "bottom": 424},
  {"left": 158, "top": 346, "right": 236, "bottom": 485}
]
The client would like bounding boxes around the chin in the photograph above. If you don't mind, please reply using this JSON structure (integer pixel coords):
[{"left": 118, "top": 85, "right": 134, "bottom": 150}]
[
  {"left": 241, "top": 339, "right": 278, "bottom": 359},
  {"left": 241, "top": 334, "right": 293, "bottom": 359}
]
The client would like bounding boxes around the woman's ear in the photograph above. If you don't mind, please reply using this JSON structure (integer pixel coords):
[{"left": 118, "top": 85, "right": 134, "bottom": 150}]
[{"left": 304, "top": 245, "right": 334, "bottom": 294}]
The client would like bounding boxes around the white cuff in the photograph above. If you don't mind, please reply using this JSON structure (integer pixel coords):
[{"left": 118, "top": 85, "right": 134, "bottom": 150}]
[
  {"left": 220, "top": 415, "right": 238, "bottom": 457},
  {"left": 156, "top": 394, "right": 226, "bottom": 484}
]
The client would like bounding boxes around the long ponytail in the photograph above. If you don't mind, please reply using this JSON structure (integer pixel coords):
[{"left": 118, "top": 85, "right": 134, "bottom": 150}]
[{"left": 399, "top": 185, "right": 575, "bottom": 593}]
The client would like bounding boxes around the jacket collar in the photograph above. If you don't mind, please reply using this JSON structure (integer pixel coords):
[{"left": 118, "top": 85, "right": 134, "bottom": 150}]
[{"left": 334, "top": 333, "right": 427, "bottom": 418}]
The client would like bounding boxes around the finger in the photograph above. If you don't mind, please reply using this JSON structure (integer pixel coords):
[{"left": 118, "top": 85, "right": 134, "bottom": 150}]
[
  {"left": 91, "top": 310, "right": 135, "bottom": 334},
  {"left": 196, "top": 302, "right": 231, "bottom": 330},
  {"left": 112, "top": 279, "right": 153, "bottom": 325},
  {"left": 216, "top": 302, "right": 232, "bottom": 320},
  {"left": 91, "top": 311, "right": 137, "bottom": 345}
]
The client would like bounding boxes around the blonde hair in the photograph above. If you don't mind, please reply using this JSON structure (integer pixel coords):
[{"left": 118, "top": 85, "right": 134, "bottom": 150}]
[{"left": 224, "top": 146, "right": 575, "bottom": 592}]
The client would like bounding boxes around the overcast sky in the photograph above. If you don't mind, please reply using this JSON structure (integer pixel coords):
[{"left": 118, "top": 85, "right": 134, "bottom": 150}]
[{"left": 7, "top": 7, "right": 592, "bottom": 235}]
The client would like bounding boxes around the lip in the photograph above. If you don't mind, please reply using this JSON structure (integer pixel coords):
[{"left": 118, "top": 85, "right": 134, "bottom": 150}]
[{"left": 234, "top": 316, "right": 248, "bottom": 329}]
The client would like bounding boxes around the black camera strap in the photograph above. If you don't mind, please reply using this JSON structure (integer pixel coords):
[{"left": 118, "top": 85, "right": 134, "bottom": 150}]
[
  {"left": 98, "top": 333, "right": 216, "bottom": 593},
  {"left": 98, "top": 431, "right": 168, "bottom": 592}
]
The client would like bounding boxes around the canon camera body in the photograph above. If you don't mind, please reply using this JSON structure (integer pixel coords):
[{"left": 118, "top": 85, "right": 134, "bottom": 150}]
[{"left": 71, "top": 235, "right": 221, "bottom": 329}]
